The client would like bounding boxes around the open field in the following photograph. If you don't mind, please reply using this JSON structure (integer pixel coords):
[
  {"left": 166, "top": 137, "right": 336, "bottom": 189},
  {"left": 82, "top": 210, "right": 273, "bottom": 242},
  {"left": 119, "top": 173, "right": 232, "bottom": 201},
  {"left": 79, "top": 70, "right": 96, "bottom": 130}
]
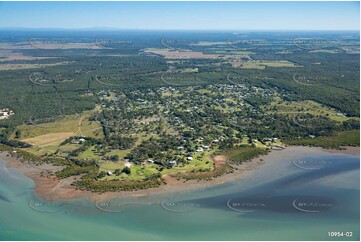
[
  {"left": 0, "top": 52, "right": 55, "bottom": 62},
  {"left": 95, "top": 148, "right": 216, "bottom": 182},
  {"left": 144, "top": 48, "right": 220, "bottom": 59},
  {"left": 238, "top": 60, "right": 301, "bottom": 69},
  {"left": 263, "top": 97, "right": 359, "bottom": 122},
  {"left": 13, "top": 110, "right": 101, "bottom": 140},
  {"left": 0, "top": 61, "right": 71, "bottom": 71},
  {"left": 214, "top": 50, "right": 255, "bottom": 55},
  {"left": 21, "top": 132, "right": 74, "bottom": 147}
]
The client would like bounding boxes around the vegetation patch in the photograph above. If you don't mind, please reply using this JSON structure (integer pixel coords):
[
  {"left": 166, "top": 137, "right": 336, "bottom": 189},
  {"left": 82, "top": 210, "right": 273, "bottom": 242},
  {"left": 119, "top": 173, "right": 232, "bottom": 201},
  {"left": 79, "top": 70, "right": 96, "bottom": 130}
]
[
  {"left": 75, "top": 176, "right": 164, "bottom": 192},
  {"left": 285, "top": 130, "right": 360, "bottom": 149},
  {"left": 223, "top": 147, "right": 269, "bottom": 164},
  {"left": 170, "top": 162, "right": 233, "bottom": 181}
]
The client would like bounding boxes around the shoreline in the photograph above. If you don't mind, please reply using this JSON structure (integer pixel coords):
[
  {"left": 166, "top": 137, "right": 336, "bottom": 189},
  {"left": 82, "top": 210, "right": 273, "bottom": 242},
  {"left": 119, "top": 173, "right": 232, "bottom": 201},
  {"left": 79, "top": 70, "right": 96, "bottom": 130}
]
[
  {"left": 321, "top": 146, "right": 360, "bottom": 156},
  {"left": 1, "top": 145, "right": 359, "bottom": 202}
]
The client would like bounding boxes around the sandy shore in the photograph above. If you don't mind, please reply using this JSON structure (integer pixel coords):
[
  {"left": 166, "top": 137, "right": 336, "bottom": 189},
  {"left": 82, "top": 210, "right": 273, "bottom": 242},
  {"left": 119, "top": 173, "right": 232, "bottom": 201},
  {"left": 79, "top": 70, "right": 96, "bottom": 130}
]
[
  {"left": 1, "top": 145, "right": 359, "bottom": 202},
  {"left": 321, "top": 146, "right": 360, "bottom": 155}
]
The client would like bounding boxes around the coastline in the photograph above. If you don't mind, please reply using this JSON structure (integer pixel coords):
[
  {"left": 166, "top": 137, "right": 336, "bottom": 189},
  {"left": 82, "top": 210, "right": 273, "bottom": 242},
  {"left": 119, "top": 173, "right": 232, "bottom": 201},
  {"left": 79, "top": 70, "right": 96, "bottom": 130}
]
[
  {"left": 1, "top": 145, "right": 359, "bottom": 202},
  {"left": 321, "top": 146, "right": 360, "bottom": 155}
]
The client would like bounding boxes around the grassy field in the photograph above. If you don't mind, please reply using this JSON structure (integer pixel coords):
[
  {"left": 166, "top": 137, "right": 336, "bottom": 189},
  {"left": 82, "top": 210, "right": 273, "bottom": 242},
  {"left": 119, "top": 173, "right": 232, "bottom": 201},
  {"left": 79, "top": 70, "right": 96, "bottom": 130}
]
[
  {"left": 180, "top": 68, "right": 199, "bottom": 73},
  {"left": 239, "top": 60, "right": 301, "bottom": 69},
  {"left": 12, "top": 110, "right": 102, "bottom": 158},
  {"left": 25, "top": 144, "right": 61, "bottom": 156},
  {"left": 144, "top": 48, "right": 220, "bottom": 59},
  {"left": 0, "top": 61, "right": 71, "bottom": 71},
  {"left": 21, "top": 132, "right": 74, "bottom": 147},
  {"left": 98, "top": 149, "right": 215, "bottom": 181},
  {"left": 13, "top": 110, "right": 101, "bottom": 141},
  {"left": 77, "top": 145, "right": 103, "bottom": 160},
  {"left": 214, "top": 50, "right": 254, "bottom": 55},
  {"left": 263, "top": 97, "right": 359, "bottom": 122}
]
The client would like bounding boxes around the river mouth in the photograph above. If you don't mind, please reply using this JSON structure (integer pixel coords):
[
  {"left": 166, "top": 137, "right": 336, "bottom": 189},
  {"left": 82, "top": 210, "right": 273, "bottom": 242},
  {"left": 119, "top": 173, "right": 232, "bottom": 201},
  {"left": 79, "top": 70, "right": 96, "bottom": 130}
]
[{"left": 0, "top": 146, "right": 359, "bottom": 240}]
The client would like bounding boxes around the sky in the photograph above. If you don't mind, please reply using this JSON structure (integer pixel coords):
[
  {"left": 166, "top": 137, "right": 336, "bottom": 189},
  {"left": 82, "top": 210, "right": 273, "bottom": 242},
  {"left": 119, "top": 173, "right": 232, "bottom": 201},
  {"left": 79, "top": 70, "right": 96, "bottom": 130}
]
[{"left": 0, "top": 1, "right": 359, "bottom": 31}]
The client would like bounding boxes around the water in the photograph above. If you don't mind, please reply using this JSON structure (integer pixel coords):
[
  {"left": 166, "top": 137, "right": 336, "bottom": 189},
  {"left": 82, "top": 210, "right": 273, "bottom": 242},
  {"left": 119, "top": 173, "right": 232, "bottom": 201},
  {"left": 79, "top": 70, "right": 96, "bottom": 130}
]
[{"left": 0, "top": 148, "right": 359, "bottom": 240}]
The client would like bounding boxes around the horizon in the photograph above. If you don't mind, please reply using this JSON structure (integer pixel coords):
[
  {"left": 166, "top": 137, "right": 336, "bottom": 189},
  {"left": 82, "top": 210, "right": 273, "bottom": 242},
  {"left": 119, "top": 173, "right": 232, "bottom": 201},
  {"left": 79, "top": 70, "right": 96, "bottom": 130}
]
[
  {"left": 0, "top": 1, "right": 359, "bottom": 31},
  {"left": 0, "top": 27, "right": 360, "bottom": 32}
]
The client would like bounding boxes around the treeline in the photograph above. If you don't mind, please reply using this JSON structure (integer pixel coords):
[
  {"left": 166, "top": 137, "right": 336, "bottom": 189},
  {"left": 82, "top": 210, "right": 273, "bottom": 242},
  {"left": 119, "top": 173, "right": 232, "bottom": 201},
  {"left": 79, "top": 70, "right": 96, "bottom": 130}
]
[
  {"left": 56, "top": 165, "right": 96, "bottom": 179},
  {"left": 0, "top": 137, "right": 31, "bottom": 148},
  {"left": 223, "top": 147, "right": 269, "bottom": 164},
  {"left": 285, "top": 130, "right": 360, "bottom": 149},
  {"left": 170, "top": 162, "right": 233, "bottom": 181},
  {"left": 74, "top": 177, "right": 164, "bottom": 192},
  {"left": 0, "top": 143, "right": 70, "bottom": 167}
]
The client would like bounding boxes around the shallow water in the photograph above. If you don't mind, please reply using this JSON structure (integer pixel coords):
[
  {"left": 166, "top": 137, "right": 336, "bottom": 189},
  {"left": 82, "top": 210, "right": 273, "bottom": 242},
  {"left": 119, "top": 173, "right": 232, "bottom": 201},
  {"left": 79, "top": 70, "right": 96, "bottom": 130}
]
[{"left": 0, "top": 148, "right": 359, "bottom": 240}]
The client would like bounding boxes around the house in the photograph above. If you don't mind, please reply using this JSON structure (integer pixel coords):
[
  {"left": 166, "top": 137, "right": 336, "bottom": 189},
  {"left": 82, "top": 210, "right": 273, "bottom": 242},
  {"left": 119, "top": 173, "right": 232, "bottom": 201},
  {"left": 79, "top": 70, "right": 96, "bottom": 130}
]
[
  {"left": 202, "top": 145, "right": 210, "bottom": 150},
  {"left": 187, "top": 157, "right": 193, "bottom": 161},
  {"left": 196, "top": 147, "right": 204, "bottom": 152},
  {"left": 107, "top": 171, "right": 113, "bottom": 176},
  {"left": 79, "top": 138, "right": 86, "bottom": 143},
  {"left": 124, "top": 162, "right": 132, "bottom": 168},
  {"left": 0, "top": 109, "right": 14, "bottom": 120},
  {"left": 309, "top": 135, "right": 316, "bottom": 139},
  {"left": 169, "top": 161, "right": 177, "bottom": 165},
  {"left": 196, "top": 137, "right": 204, "bottom": 142},
  {"left": 148, "top": 159, "right": 154, "bottom": 164}
]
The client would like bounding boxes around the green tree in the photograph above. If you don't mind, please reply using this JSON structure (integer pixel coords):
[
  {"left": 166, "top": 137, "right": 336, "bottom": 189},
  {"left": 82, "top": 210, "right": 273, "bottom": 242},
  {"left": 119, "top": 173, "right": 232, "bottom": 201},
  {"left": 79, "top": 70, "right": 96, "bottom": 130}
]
[
  {"left": 115, "top": 169, "right": 121, "bottom": 176},
  {"left": 15, "top": 130, "right": 21, "bottom": 139},
  {"left": 122, "top": 166, "right": 131, "bottom": 175},
  {"left": 97, "top": 171, "right": 107, "bottom": 179}
]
